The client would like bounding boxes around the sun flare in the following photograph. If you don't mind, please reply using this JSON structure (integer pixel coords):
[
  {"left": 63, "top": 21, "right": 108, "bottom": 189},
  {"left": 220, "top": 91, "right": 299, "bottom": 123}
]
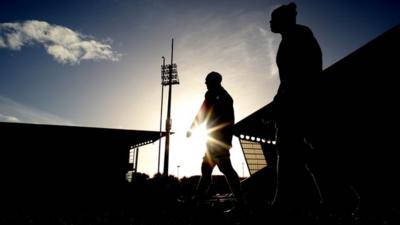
[{"left": 188, "top": 123, "right": 209, "bottom": 147}]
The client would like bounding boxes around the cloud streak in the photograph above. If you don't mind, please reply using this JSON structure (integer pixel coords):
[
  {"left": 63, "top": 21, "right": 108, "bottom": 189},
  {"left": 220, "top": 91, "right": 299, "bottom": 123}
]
[
  {"left": 173, "top": 9, "right": 281, "bottom": 119},
  {"left": 0, "top": 95, "right": 75, "bottom": 125},
  {"left": 0, "top": 113, "right": 20, "bottom": 123},
  {"left": 0, "top": 20, "right": 121, "bottom": 64},
  {"left": 177, "top": 10, "right": 279, "bottom": 79}
]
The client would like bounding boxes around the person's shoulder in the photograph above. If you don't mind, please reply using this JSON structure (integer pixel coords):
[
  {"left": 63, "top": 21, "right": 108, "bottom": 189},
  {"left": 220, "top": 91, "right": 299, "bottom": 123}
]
[
  {"left": 295, "top": 24, "right": 314, "bottom": 36},
  {"left": 221, "top": 88, "right": 233, "bottom": 102}
]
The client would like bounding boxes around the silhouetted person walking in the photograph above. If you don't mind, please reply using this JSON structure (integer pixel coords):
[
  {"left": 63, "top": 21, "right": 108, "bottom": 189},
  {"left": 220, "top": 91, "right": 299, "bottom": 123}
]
[
  {"left": 268, "top": 2, "right": 323, "bottom": 215},
  {"left": 187, "top": 72, "right": 242, "bottom": 208}
]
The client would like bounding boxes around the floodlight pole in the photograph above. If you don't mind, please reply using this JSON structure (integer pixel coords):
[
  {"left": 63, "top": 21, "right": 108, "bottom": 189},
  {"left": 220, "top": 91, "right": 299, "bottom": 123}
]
[
  {"left": 163, "top": 38, "right": 174, "bottom": 176},
  {"left": 157, "top": 56, "right": 166, "bottom": 174}
]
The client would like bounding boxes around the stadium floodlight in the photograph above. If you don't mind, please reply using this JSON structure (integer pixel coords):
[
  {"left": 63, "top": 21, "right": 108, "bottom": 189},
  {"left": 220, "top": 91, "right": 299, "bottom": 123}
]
[{"left": 161, "top": 63, "right": 179, "bottom": 86}]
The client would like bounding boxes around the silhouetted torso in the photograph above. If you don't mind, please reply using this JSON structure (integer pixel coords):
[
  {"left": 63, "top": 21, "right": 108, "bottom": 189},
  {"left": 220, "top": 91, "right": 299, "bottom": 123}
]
[
  {"left": 276, "top": 24, "right": 322, "bottom": 101},
  {"left": 203, "top": 86, "right": 234, "bottom": 146}
]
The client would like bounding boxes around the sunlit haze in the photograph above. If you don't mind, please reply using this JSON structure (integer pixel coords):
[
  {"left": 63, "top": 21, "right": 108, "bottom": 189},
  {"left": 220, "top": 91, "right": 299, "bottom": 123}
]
[{"left": 1, "top": 0, "right": 399, "bottom": 178}]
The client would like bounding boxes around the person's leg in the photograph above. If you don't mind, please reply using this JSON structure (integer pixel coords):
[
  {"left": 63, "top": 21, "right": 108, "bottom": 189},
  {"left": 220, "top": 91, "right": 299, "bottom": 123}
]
[
  {"left": 217, "top": 157, "right": 241, "bottom": 200},
  {"left": 274, "top": 120, "right": 310, "bottom": 206},
  {"left": 195, "top": 155, "right": 215, "bottom": 199}
]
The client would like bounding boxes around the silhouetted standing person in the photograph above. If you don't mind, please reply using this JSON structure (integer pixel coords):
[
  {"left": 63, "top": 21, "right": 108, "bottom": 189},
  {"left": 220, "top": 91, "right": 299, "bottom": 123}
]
[
  {"left": 187, "top": 72, "right": 242, "bottom": 207},
  {"left": 269, "top": 2, "right": 323, "bottom": 214}
]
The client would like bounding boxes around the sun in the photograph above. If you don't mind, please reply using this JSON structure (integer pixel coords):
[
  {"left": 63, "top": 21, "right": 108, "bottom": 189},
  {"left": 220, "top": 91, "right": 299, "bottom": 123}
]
[
  {"left": 188, "top": 123, "right": 209, "bottom": 149},
  {"left": 170, "top": 125, "right": 210, "bottom": 176},
  {"left": 164, "top": 93, "right": 249, "bottom": 178},
  {"left": 168, "top": 103, "right": 212, "bottom": 177}
]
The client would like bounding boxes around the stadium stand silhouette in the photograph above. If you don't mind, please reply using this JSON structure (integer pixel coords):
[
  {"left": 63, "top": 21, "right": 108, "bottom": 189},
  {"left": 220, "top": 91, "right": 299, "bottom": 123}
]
[{"left": 0, "top": 122, "right": 164, "bottom": 208}]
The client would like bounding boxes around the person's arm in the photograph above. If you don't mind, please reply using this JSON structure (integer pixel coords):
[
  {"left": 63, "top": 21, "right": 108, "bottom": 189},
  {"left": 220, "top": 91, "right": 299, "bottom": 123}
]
[{"left": 187, "top": 98, "right": 208, "bottom": 137}]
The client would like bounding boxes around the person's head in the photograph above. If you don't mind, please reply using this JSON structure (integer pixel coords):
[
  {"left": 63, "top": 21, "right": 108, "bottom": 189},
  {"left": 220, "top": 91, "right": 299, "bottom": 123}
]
[
  {"left": 205, "top": 71, "right": 222, "bottom": 91},
  {"left": 269, "top": 2, "right": 297, "bottom": 34}
]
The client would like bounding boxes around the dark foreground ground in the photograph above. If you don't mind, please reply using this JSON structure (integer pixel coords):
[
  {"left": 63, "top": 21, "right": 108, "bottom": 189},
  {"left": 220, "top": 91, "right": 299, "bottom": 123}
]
[{"left": 1, "top": 173, "right": 400, "bottom": 225}]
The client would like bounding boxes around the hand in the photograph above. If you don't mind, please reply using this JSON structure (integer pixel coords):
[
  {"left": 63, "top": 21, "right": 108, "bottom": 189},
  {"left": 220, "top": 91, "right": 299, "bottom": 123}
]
[{"left": 186, "top": 130, "right": 192, "bottom": 138}]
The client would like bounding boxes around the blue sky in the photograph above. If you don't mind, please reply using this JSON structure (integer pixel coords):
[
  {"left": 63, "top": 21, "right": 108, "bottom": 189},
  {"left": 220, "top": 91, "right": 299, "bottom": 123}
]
[{"left": 1, "top": 0, "right": 399, "bottom": 177}]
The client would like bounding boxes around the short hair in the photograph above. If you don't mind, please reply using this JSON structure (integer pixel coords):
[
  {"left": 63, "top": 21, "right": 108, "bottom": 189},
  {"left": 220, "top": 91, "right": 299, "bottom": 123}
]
[{"left": 206, "top": 71, "right": 222, "bottom": 84}]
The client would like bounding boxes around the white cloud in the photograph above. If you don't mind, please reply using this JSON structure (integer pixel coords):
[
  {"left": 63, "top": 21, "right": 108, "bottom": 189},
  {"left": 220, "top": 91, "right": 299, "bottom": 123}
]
[
  {"left": 0, "top": 95, "right": 75, "bottom": 125},
  {"left": 47, "top": 44, "right": 79, "bottom": 63},
  {"left": 0, "top": 20, "right": 121, "bottom": 64}
]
